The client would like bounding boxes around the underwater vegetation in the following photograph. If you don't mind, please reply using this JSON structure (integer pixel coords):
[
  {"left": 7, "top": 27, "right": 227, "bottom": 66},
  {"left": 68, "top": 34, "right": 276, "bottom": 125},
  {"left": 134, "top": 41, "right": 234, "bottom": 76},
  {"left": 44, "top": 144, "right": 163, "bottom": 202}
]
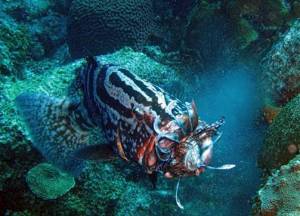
[{"left": 1, "top": 0, "right": 300, "bottom": 215}]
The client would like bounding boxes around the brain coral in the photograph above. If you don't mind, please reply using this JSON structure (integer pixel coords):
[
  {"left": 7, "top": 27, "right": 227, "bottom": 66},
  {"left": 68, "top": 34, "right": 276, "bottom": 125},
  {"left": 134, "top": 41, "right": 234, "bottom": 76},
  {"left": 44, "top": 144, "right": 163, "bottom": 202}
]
[
  {"left": 26, "top": 163, "right": 75, "bottom": 200},
  {"left": 67, "top": 0, "right": 158, "bottom": 58}
]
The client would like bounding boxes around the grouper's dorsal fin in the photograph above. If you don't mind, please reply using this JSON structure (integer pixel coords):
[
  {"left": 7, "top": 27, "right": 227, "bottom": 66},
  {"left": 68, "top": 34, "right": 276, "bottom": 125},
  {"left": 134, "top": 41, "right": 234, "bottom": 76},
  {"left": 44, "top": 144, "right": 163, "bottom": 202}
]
[{"left": 85, "top": 56, "right": 97, "bottom": 67}]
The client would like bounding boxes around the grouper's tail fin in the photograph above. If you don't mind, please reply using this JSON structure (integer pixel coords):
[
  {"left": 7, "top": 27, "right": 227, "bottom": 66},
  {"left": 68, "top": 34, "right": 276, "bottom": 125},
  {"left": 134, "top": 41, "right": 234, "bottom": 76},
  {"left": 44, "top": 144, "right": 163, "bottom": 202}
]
[{"left": 15, "top": 92, "right": 91, "bottom": 176}]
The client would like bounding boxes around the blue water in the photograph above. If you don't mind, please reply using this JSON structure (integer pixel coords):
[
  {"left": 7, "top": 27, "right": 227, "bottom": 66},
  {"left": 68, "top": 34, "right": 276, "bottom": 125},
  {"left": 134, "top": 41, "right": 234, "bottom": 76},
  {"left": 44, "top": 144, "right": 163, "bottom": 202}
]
[{"left": 170, "top": 65, "right": 264, "bottom": 215}]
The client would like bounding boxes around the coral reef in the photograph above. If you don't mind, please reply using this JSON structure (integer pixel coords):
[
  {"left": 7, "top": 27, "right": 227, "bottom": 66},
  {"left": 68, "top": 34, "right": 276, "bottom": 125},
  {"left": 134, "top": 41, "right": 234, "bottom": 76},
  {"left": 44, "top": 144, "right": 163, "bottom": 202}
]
[
  {"left": 67, "top": 0, "right": 159, "bottom": 58},
  {"left": 0, "top": 0, "right": 70, "bottom": 79},
  {"left": 261, "top": 20, "right": 300, "bottom": 105},
  {"left": 234, "top": 18, "right": 258, "bottom": 50},
  {"left": 154, "top": 0, "right": 232, "bottom": 69},
  {"left": 3, "top": 0, "right": 53, "bottom": 21},
  {"left": 0, "top": 140, "right": 43, "bottom": 215},
  {"left": 75, "top": 162, "right": 155, "bottom": 215},
  {"left": 28, "top": 14, "right": 67, "bottom": 60},
  {"left": 149, "top": 0, "right": 300, "bottom": 70},
  {"left": 258, "top": 94, "right": 300, "bottom": 172},
  {"left": 1, "top": 0, "right": 299, "bottom": 214},
  {"left": 224, "top": 0, "right": 293, "bottom": 54},
  {"left": 253, "top": 154, "right": 300, "bottom": 216},
  {"left": 0, "top": 18, "right": 31, "bottom": 78},
  {"left": 26, "top": 163, "right": 75, "bottom": 200}
]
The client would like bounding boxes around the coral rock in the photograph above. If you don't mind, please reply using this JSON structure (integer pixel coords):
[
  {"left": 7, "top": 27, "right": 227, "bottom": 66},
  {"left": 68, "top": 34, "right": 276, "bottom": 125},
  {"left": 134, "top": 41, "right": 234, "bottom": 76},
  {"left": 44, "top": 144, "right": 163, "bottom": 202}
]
[
  {"left": 254, "top": 154, "right": 300, "bottom": 215},
  {"left": 67, "top": 0, "right": 158, "bottom": 58},
  {"left": 261, "top": 20, "right": 300, "bottom": 105},
  {"left": 0, "top": 18, "right": 31, "bottom": 78},
  {"left": 26, "top": 163, "right": 75, "bottom": 200},
  {"left": 258, "top": 95, "right": 300, "bottom": 171}
]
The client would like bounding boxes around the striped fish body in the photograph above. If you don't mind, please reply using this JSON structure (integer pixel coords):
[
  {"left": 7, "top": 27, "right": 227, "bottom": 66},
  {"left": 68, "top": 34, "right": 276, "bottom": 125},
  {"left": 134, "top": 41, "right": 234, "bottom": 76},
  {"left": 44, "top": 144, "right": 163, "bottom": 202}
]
[{"left": 80, "top": 57, "right": 198, "bottom": 174}]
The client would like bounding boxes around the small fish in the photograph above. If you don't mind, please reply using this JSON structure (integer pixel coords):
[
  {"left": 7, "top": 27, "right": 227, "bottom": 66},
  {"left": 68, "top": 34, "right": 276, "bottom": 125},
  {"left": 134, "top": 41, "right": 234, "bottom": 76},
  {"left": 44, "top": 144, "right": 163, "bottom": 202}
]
[{"left": 16, "top": 57, "right": 235, "bottom": 208}]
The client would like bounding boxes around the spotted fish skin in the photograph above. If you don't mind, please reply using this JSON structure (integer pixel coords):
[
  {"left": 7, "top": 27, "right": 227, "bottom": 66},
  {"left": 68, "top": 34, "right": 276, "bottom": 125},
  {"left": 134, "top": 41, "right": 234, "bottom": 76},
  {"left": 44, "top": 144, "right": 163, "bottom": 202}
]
[{"left": 80, "top": 57, "right": 193, "bottom": 173}]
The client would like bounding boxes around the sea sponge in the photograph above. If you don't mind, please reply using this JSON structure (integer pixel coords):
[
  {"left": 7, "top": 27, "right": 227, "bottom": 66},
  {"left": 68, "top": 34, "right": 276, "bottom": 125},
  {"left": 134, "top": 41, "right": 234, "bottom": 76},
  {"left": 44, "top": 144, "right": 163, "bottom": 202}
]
[
  {"left": 26, "top": 163, "right": 75, "bottom": 200},
  {"left": 67, "top": 0, "right": 158, "bottom": 58}
]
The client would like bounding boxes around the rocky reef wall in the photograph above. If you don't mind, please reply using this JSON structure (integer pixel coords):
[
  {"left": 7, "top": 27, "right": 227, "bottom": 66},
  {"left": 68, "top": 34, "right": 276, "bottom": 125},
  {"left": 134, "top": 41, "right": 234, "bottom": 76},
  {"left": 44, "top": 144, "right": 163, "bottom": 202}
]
[{"left": 253, "top": 18, "right": 300, "bottom": 216}]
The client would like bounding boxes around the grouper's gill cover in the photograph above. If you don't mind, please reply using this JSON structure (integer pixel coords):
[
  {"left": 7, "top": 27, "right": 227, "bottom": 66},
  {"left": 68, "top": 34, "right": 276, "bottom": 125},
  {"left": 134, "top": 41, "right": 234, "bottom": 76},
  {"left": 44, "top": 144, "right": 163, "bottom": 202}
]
[{"left": 15, "top": 93, "right": 93, "bottom": 175}]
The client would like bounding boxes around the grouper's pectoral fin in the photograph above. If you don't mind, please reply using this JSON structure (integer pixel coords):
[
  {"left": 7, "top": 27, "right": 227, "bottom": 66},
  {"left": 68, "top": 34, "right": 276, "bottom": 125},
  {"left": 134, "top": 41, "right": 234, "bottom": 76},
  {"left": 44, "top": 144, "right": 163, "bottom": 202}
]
[{"left": 74, "top": 144, "right": 117, "bottom": 161}]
